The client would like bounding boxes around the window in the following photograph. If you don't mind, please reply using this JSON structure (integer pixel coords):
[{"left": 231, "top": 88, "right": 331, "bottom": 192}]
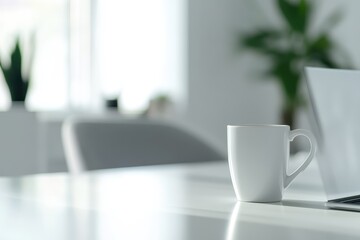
[
  {"left": 0, "top": 0, "right": 186, "bottom": 112},
  {"left": 0, "top": 0, "right": 69, "bottom": 110},
  {"left": 94, "top": 0, "right": 186, "bottom": 113}
]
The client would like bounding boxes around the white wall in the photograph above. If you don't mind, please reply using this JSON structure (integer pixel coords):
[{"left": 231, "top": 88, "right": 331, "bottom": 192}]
[{"left": 182, "top": 0, "right": 360, "bottom": 156}]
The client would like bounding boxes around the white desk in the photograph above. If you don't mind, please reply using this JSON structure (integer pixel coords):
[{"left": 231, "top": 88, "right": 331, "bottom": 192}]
[{"left": 0, "top": 159, "right": 359, "bottom": 239}]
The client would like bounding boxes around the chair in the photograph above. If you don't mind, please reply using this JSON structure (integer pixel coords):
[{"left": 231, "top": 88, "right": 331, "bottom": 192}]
[{"left": 62, "top": 117, "right": 223, "bottom": 173}]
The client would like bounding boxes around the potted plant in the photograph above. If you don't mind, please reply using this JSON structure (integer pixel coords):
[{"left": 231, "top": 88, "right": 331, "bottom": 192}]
[
  {"left": 0, "top": 38, "right": 33, "bottom": 107},
  {"left": 145, "top": 94, "right": 172, "bottom": 119},
  {"left": 239, "top": 0, "right": 351, "bottom": 128}
]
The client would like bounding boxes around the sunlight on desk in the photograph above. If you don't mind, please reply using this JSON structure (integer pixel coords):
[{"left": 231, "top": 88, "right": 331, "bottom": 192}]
[{"left": 0, "top": 159, "right": 359, "bottom": 239}]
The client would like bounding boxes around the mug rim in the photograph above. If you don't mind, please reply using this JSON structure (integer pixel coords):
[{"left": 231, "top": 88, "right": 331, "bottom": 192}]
[{"left": 227, "top": 124, "right": 290, "bottom": 128}]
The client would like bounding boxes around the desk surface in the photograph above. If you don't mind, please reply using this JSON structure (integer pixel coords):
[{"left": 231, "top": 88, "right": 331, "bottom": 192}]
[{"left": 0, "top": 157, "right": 359, "bottom": 240}]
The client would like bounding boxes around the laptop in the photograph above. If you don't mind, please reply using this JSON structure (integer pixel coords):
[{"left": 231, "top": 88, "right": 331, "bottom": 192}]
[{"left": 305, "top": 67, "right": 360, "bottom": 211}]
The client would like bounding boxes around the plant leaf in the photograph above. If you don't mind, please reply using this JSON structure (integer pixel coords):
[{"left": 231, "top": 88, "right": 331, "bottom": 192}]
[
  {"left": 11, "top": 39, "right": 24, "bottom": 101},
  {"left": 277, "top": 0, "right": 311, "bottom": 33},
  {"left": 306, "top": 34, "right": 341, "bottom": 68},
  {"left": 240, "top": 30, "right": 284, "bottom": 55},
  {"left": 318, "top": 8, "right": 343, "bottom": 33},
  {"left": 307, "top": 34, "right": 331, "bottom": 53}
]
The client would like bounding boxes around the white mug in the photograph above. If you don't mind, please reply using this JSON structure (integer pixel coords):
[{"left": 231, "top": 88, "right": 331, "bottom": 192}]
[{"left": 227, "top": 125, "right": 317, "bottom": 202}]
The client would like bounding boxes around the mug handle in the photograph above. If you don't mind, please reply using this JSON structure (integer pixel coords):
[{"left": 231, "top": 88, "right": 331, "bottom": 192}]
[{"left": 284, "top": 129, "right": 317, "bottom": 189}]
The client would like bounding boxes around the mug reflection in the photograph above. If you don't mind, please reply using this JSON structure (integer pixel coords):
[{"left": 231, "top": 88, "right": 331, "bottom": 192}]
[
  {"left": 226, "top": 202, "right": 241, "bottom": 240},
  {"left": 226, "top": 202, "right": 291, "bottom": 240}
]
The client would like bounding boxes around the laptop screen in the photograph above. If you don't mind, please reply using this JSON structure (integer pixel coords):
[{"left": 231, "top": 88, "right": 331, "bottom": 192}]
[{"left": 305, "top": 67, "right": 360, "bottom": 200}]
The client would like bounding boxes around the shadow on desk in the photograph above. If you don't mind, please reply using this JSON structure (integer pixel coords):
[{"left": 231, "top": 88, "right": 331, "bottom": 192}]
[{"left": 274, "top": 200, "right": 328, "bottom": 210}]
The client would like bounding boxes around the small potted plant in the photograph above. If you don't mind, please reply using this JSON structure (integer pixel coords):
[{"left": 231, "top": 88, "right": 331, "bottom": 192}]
[
  {"left": 0, "top": 38, "right": 34, "bottom": 108},
  {"left": 145, "top": 94, "right": 172, "bottom": 118}
]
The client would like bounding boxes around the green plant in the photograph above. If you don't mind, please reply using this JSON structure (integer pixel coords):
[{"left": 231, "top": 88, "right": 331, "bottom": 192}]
[
  {"left": 240, "top": 0, "right": 351, "bottom": 128},
  {"left": 152, "top": 94, "right": 170, "bottom": 105},
  {"left": 0, "top": 38, "right": 32, "bottom": 102}
]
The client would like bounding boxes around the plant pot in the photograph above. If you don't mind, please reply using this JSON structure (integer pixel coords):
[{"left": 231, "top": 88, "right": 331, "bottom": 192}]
[{"left": 9, "top": 101, "right": 27, "bottom": 111}]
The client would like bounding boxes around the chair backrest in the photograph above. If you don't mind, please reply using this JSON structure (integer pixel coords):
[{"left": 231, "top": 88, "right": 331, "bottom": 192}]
[{"left": 62, "top": 117, "right": 223, "bottom": 173}]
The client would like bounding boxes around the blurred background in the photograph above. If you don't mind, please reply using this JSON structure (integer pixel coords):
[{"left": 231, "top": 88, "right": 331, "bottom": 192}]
[{"left": 0, "top": 0, "right": 359, "bottom": 175}]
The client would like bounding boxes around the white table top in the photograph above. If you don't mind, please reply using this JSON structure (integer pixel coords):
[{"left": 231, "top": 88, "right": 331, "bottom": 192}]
[{"left": 0, "top": 156, "right": 359, "bottom": 240}]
